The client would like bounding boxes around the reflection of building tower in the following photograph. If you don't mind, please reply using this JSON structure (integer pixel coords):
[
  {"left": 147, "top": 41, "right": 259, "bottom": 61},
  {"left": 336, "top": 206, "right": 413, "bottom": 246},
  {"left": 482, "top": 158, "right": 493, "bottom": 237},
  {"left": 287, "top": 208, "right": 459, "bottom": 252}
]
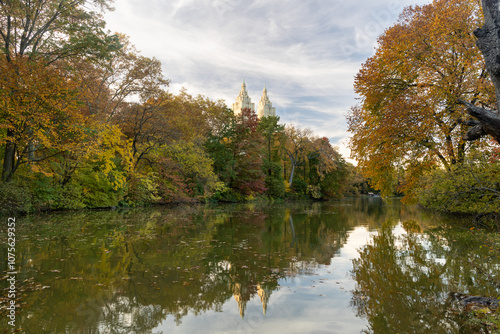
[
  {"left": 257, "top": 86, "right": 276, "bottom": 118},
  {"left": 231, "top": 80, "right": 255, "bottom": 116},
  {"left": 257, "top": 284, "right": 271, "bottom": 316},
  {"left": 233, "top": 283, "right": 248, "bottom": 317}
]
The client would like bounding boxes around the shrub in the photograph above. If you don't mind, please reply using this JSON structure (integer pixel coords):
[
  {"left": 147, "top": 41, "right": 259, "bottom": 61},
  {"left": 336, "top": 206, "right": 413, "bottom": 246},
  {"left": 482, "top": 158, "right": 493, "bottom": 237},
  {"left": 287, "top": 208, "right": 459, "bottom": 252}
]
[
  {"left": 124, "top": 173, "right": 160, "bottom": 207},
  {"left": 0, "top": 180, "right": 33, "bottom": 214},
  {"left": 265, "top": 176, "right": 286, "bottom": 198},
  {"left": 417, "top": 159, "right": 500, "bottom": 215},
  {"left": 291, "top": 177, "right": 308, "bottom": 194}
]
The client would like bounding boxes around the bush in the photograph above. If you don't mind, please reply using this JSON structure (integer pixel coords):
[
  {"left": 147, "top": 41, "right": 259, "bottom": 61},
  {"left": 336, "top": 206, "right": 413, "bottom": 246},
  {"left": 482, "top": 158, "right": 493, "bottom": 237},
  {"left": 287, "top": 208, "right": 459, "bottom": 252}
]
[
  {"left": 211, "top": 188, "right": 244, "bottom": 202},
  {"left": 77, "top": 169, "right": 125, "bottom": 208},
  {"left": 265, "top": 176, "right": 286, "bottom": 198},
  {"left": 53, "top": 184, "right": 86, "bottom": 210},
  {"left": 0, "top": 180, "right": 33, "bottom": 214},
  {"left": 291, "top": 177, "right": 308, "bottom": 194},
  {"left": 417, "top": 159, "right": 500, "bottom": 215},
  {"left": 307, "top": 184, "right": 322, "bottom": 199},
  {"left": 31, "top": 176, "right": 85, "bottom": 211},
  {"left": 124, "top": 173, "right": 160, "bottom": 207}
]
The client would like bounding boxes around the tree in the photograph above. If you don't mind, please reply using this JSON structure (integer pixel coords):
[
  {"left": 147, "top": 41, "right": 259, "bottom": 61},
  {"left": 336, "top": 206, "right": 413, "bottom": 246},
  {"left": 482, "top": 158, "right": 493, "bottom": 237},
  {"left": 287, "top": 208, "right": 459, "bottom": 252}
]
[
  {"left": 258, "top": 115, "right": 285, "bottom": 172},
  {"left": 257, "top": 116, "right": 286, "bottom": 197},
  {"left": 159, "top": 140, "right": 226, "bottom": 201},
  {"left": 117, "top": 93, "right": 181, "bottom": 170},
  {"left": 309, "top": 137, "right": 348, "bottom": 199},
  {"left": 307, "top": 137, "right": 342, "bottom": 183},
  {"left": 231, "top": 108, "right": 266, "bottom": 196},
  {"left": 0, "top": 57, "right": 85, "bottom": 182},
  {"left": 204, "top": 108, "right": 237, "bottom": 187},
  {"left": 0, "top": 0, "right": 120, "bottom": 181},
  {"left": 416, "top": 147, "right": 500, "bottom": 219},
  {"left": 347, "top": 0, "right": 494, "bottom": 200},
  {"left": 283, "top": 125, "right": 312, "bottom": 186},
  {"left": 69, "top": 34, "right": 168, "bottom": 120}
]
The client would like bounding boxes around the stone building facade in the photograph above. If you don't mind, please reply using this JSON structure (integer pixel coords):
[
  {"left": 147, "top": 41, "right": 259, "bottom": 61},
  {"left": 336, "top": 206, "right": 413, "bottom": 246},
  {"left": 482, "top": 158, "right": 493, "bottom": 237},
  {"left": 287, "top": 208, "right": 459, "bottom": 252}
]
[{"left": 231, "top": 80, "right": 276, "bottom": 118}]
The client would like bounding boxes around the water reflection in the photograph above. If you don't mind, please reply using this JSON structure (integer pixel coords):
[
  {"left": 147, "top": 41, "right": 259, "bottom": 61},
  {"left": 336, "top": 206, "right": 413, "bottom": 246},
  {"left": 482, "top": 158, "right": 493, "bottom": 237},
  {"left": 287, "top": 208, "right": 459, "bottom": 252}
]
[
  {"left": 351, "top": 219, "right": 500, "bottom": 334},
  {"left": 1, "top": 198, "right": 495, "bottom": 333}
]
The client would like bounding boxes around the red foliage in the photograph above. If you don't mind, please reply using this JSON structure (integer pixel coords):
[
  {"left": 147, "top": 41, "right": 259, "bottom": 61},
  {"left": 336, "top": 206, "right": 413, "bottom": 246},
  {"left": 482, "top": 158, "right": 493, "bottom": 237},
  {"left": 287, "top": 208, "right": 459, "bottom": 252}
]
[
  {"left": 491, "top": 140, "right": 500, "bottom": 163},
  {"left": 155, "top": 156, "right": 195, "bottom": 203}
]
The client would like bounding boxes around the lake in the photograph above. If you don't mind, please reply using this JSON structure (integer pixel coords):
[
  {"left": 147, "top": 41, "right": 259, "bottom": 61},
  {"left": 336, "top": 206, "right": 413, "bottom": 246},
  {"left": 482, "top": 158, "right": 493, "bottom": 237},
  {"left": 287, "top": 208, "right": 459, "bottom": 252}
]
[{"left": 1, "top": 198, "right": 498, "bottom": 333}]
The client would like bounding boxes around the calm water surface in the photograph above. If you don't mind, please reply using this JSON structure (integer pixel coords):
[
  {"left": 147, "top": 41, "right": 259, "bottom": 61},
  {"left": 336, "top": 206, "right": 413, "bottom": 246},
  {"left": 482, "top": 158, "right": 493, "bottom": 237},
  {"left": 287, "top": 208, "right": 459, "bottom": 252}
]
[{"left": 1, "top": 198, "right": 498, "bottom": 333}]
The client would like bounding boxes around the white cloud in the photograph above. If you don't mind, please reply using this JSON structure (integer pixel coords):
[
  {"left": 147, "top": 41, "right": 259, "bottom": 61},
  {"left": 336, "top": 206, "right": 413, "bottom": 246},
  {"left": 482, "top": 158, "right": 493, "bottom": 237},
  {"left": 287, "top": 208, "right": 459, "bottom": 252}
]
[{"left": 104, "top": 0, "right": 431, "bottom": 164}]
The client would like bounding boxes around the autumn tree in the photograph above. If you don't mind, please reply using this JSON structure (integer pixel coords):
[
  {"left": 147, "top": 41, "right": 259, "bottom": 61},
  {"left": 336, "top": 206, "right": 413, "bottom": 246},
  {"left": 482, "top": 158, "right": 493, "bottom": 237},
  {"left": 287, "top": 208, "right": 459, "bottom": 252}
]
[
  {"left": 257, "top": 116, "right": 286, "bottom": 197},
  {"left": 155, "top": 141, "right": 225, "bottom": 202},
  {"left": 117, "top": 93, "right": 181, "bottom": 170},
  {"left": 283, "top": 125, "right": 312, "bottom": 187},
  {"left": 0, "top": 0, "right": 120, "bottom": 181},
  {"left": 347, "top": 0, "right": 494, "bottom": 200},
  {"left": 308, "top": 137, "right": 348, "bottom": 199},
  {"left": 307, "top": 137, "right": 342, "bottom": 182},
  {"left": 0, "top": 57, "right": 86, "bottom": 182},
  {"left": 231, "top": 108, "right": 266, "bottom": 196},
  {"left": 69, "top": 34, "right": 168, "bottom": 120},
  {"left": 204, "top": 108, "right": 237, "bottom": 187}
]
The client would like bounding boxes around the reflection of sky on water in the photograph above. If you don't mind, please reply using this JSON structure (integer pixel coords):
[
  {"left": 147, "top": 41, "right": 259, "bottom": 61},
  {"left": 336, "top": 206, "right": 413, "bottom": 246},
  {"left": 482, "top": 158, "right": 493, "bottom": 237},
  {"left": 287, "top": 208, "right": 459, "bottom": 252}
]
[
  {"left": 5, "top": 200, "right": 496, "bottom": 333},
  {"left": 154, "top": 226, "right": 374, "bottom": 334}
]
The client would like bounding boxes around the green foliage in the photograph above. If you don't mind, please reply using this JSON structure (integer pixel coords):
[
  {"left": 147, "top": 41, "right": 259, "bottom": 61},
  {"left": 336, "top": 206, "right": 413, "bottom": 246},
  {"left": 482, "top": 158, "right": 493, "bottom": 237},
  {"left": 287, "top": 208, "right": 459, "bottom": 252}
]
[
  {"left": 265, "top": 175, "right": 286, "bottom": 198},
  {"left": 162, "top": 140, "right": 225, "bottom": 200},
  {"left": 0, "top": 180, "right": 33, "bottom": 214},
  {"left": 53, "top": 183, "right": 86, "bottom": 210},
  {"left": 291, "top": 177, "right": 308, "bottom": 195},
  {"left": 417, "top": 157, "right": 500, "bottom": 216},
  {"left": 262, "top": 160, "right": 286, "bottom": 198},
  {"left": 231, "top": 108, "right": 267, "bottom": 196},
  {"left": 77, "top": 168, "right": 124, "bottom": 208},
  {"left": 204, "top": 115, "right": 236, "bottom": 186},
  {"left": 0, "top": 1, "right": 367, "bottom": 210},
  {"left": 124, "top": 172, "right": 160, "bottom": 207},
  {"left": 320, "top": 164, "right": 349, "bottom": 200},
  {"left": 307, "top": 184, "right": 322, "bottom": 199},
  {"left": 30, "top": 175, "right": 86, "bottom": 210}
]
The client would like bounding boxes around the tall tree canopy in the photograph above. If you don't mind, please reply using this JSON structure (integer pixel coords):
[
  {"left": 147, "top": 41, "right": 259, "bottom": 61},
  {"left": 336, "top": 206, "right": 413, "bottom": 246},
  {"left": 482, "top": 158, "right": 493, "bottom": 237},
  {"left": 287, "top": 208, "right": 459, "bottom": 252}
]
[
  {"left": 0, "top": 0, "right": 120, "bottom": 181},
  {"left": 347, "top": 0, "right": 495, "bottom": 200},
  {"left": 0, "top": 0, "right": 118, "bottom": 62}
]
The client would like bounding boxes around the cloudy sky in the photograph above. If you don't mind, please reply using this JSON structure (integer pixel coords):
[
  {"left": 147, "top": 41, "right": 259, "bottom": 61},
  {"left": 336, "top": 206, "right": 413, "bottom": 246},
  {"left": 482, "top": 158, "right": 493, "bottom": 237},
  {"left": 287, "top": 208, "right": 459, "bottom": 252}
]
[{"left": 104, "top": 0, "right": 430, "bottom": 163}]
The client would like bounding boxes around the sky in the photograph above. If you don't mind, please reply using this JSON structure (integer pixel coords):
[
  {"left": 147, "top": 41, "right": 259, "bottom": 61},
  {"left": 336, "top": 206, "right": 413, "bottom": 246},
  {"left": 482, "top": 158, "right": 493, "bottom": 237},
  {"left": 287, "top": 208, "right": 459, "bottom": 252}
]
[{"left": 104, "top": 0, "right": 431, "bottom": 163}]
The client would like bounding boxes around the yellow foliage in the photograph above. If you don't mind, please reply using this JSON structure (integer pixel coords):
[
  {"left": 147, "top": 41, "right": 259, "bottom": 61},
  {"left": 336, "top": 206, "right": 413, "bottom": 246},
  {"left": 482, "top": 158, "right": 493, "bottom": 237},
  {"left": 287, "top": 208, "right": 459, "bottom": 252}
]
[
  {"left": 284, "top": 180, "right": 291, "bottom": 193},
  {"left": 347, "top": 0, "right": 492, "bottom": 200}
]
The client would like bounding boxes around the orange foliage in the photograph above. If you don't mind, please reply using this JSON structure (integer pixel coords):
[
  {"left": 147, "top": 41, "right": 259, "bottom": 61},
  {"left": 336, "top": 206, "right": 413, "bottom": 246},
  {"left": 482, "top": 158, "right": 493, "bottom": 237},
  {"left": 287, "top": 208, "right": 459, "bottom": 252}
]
[
  {"left": 0, "top": 56, "right": 85, "bottom": 180},
  {"left": 347, "top": 0, "right": 494, "bottom": 201}
]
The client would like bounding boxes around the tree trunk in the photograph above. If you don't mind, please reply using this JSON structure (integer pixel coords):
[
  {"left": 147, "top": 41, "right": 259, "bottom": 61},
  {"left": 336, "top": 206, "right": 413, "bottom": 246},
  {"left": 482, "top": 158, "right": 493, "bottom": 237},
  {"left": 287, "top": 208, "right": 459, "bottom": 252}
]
[
  {"left": 461, "top": 0, "right": 500, "bottom": 143},
  {"left": 2, "top": 130, "right": 16, "bottom": 182},
  {"left": 289, "top": 163, "right": 295, "bottom": 185},
  {"left": 477, "top": 0, "right": 500, "bottom": 112},
  {"left": 459, "top": 99, "right": 500, "bottom": 142}
]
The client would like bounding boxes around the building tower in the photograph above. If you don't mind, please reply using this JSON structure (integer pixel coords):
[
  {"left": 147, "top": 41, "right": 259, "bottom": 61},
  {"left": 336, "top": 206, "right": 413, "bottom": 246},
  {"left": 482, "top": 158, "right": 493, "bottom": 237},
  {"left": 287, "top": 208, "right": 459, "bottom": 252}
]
[
  {"left": 231, "top": 80, "right": 255, "bottom": 115},
  {"left": 257, "top": 86, "right": 276, "bottom": 118}
]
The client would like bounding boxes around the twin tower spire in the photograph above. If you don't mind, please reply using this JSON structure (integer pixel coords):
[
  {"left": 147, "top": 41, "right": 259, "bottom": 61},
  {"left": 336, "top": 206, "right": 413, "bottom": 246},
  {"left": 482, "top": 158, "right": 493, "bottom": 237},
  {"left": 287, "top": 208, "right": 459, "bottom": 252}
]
[{"left": 231, "top": 80, "right": 276, "bottom": 118}]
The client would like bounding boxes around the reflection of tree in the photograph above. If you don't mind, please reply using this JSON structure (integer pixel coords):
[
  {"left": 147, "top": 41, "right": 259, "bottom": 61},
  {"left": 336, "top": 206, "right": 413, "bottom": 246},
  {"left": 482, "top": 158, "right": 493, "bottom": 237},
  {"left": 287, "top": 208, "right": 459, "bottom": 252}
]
[
  {"left": 351, "top": 220, "right": 457, "bottom": 334},
  {"left": 351, "top": 219, "right": 500, "bottom": 334}
]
